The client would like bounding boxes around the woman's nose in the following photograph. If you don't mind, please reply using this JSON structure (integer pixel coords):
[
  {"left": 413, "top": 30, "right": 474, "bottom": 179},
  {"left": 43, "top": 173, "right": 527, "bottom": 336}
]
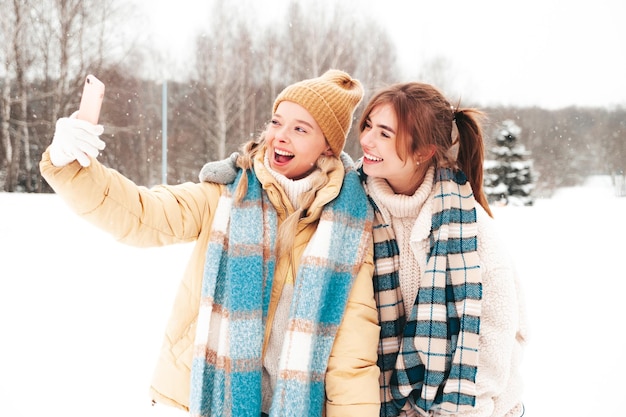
[
  {"left": 359, "top": 130, "right": 371, "bottom": 147},
  {"left": 276, "top": 126, "right": 289, "bottom": 142}
]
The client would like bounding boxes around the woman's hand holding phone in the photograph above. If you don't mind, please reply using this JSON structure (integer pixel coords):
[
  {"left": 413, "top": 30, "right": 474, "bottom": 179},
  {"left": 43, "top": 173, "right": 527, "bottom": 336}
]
[{"left": 48, "top": 75, "right": 106, "bottom": 167}]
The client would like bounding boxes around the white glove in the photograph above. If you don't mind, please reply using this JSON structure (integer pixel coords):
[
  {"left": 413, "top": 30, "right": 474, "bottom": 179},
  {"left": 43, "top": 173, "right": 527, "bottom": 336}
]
[{"left": 49, "top": 112, "right": 105, "bottom": 167}]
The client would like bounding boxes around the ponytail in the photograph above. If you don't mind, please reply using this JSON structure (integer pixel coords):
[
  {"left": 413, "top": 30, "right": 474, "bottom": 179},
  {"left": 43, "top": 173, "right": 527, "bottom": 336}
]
[{"left": 455, "top": 109, "right": 493, "bottom": 217}]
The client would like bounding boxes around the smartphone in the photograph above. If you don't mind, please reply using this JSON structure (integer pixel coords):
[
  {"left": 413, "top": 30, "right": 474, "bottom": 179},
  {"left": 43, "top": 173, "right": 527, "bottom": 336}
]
[{"left": 77, "top": 74, "right": 105, "bottom": 124}]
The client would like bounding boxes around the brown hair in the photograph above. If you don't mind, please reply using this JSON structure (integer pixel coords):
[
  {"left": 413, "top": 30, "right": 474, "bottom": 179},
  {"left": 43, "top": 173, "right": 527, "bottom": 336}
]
[{"left": 358, "top": 82, "right": 493, "bottom": 217}]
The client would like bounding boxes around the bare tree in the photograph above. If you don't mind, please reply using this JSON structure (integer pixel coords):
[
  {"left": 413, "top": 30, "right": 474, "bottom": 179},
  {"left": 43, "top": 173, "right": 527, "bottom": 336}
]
[
  {"left": 1, "top": 0, "right": 401, "bottom": 188},
  {"left": 282, "top": 1, "right": 357, "bottom": 80},
  {"left": 0, "top": 79, "right": 10, "bottom": 188},
  {"left": 270, "top": 0, "right": 400, "bottom": 158},
  {"left": 191, "top": 0, "right": 257, "bottom": 160},
  {"left": 0, "top": 0, "right": 38, "bottom": 191},
  {"left": 255, "top": 27, "right": 282, "bottom": 108},
  {"left": 415, "top": 56, "right": 459, "bottom": 99},
  {"left": 0, "top": 0, "right": 17, "bottom": 188},
  {"left": 0, "top": 0, "right": 143, "bottom": 191}
]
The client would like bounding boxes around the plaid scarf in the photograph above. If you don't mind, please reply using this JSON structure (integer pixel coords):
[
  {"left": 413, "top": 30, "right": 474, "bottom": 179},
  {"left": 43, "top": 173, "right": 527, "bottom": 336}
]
[
  {"left": 190, "top": 167, "right": 373, "bottom": 417},
  {"left": 370, "top": 167, "right": 482, "bottom": 416}
]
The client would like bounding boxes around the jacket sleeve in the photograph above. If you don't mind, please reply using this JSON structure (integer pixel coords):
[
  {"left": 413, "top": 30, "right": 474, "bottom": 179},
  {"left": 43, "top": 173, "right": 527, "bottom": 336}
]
[
  {"left": 325, "top": 243, "right": 381, "bottom": 417},
  {"left": 466, "top": 207, "right": 527, "bottom": 417},
  {"left": 39, "top": 148, "right": 222, "bottom": 247}
]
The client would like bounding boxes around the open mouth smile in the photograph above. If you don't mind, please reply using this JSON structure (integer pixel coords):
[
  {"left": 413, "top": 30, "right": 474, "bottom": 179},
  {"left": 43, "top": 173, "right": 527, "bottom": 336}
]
[
  {"left": 363, "top": 152, "right": 382, "bottom": 162},
  {"left": 274, "top": 148, "right": 294, "bottom": 164}
]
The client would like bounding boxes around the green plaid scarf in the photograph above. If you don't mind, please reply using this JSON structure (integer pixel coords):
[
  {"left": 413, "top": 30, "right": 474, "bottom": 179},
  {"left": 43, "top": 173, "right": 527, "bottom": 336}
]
[
  {"left": 370, "top": 167, "right": 482, "bottom": 416},
  {"left": 190, "top": 167, "right": 373, "bottom": 417}
]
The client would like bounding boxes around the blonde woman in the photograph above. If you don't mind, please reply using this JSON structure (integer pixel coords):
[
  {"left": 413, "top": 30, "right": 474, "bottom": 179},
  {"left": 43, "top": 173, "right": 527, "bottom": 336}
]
[{"left": 40, "top": 70, "right": 380, "bottom": 417}]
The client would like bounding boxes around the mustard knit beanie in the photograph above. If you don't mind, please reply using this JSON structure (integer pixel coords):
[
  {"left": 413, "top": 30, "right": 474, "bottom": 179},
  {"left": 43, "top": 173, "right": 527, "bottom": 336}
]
[{"left": 273, "top": 69, "right": 364, "bottom": 156}]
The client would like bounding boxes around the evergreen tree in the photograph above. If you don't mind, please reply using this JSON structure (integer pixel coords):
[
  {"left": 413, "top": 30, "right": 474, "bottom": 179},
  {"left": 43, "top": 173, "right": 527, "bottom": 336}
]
[{"left": 484, "top": 119, "right": 536, "bottom": 206}]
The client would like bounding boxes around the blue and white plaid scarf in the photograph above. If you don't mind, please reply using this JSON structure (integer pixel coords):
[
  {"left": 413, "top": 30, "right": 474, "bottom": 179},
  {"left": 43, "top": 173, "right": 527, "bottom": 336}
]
[
  {"left": 190, "top": 167, "right": 373, "bottom": 417},
  {"left": 371, "top": 167, "right": 482, "bottom": 417}
]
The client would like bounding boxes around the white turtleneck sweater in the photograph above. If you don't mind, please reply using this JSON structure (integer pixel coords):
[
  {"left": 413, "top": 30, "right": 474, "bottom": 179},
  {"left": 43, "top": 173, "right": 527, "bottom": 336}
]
[
  {"left": 365, "top": 167, "right": 527, "bottom": 417},
  {"left": 365, "top": 169, "right": 434, "bottom": 317},
  {"left": 264, "top": 154, "right": 313, "bottom": 208}
]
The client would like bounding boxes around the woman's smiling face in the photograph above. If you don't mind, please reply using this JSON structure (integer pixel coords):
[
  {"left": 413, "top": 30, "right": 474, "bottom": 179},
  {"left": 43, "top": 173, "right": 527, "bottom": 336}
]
[
  {"left": 359, "top": 103, "right": 421, "bottom": 194},
  {"left": 266, "top": 101, "right": 332, "bottom": 180}
]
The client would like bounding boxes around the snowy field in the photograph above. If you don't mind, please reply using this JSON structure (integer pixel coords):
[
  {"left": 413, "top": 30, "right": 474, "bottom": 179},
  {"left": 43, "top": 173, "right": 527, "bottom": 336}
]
[{"left": 1, "top": 176, "right": 624, "bottom": 416}]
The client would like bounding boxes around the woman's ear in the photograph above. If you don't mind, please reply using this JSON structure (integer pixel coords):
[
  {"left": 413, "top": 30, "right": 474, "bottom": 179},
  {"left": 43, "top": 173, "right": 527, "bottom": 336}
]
[
  {"left": 322, "top": 146, "right": 334, "bottom": 156},
  {"left": 421, "top": 144, "right": 436, "bottom": 160}
]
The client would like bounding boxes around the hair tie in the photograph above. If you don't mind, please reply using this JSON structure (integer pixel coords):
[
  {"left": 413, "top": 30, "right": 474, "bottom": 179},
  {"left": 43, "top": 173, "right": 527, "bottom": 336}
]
[{"left": 447, "top": 115, "right": 460, "bottom": 161}]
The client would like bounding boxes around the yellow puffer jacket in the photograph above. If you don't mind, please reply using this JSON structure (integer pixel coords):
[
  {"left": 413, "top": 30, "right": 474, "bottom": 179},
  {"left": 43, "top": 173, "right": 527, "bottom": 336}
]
[{"left": 40, "top": 149, "right": 380, "bottom": 417}]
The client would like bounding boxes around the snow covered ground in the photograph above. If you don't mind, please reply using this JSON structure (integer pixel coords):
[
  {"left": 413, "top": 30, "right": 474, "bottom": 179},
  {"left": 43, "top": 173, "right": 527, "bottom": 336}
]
[{"left": 1, "top": 176, "right": 624, "bottom": 416}]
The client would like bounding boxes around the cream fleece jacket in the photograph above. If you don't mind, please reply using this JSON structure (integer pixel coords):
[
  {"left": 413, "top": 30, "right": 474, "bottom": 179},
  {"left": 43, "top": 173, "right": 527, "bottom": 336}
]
[{"left": 366, "top": 170, "right": 527, "bottom": 417}]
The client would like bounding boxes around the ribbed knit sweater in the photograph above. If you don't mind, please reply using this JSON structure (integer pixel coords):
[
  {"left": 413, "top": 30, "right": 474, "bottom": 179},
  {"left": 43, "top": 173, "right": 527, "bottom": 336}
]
[{"left": 365, "top": 168, "right": 435, "bottom": 316}]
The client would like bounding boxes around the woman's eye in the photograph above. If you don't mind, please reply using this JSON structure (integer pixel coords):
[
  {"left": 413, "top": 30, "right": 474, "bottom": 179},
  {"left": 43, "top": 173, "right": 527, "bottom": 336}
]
[
  {"left": 295, "top": 126, "right": 307, "bottom": 133},
  {"left": 270, "top": 119, "right": 279, "bottom": 126},
  {"left": 381, "top": 131, "right": 390, "bottom": 139}
]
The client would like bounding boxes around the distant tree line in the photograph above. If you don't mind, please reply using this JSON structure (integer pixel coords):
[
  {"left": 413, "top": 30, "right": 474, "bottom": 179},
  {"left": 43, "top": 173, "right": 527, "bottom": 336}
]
[
  {"left": 0, "top": 0, "right": 398, "bottom": 192},
  {"left": 1, "top": 0, "right": 624, "bottom": 197},
  {"left": 483, "top": 106, "right": 625, "bottom": 196}
]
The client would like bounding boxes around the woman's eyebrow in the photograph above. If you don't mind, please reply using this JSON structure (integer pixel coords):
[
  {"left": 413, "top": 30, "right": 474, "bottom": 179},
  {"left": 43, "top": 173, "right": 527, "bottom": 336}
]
[
  {"left": 295, "top": 119, "right": 315, "bottom": 129},
  {"left": 275, "top": 112, "right": 315, "bottom": 130},
  {"left": 376, "top": 122, "right": 396, "bottom": 134}
]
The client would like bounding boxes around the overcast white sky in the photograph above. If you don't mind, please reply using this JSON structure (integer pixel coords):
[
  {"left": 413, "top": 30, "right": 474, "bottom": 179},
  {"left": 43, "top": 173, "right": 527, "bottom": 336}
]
[{"left": 134, "top": 0, "right": 626, "bottom": 109}]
